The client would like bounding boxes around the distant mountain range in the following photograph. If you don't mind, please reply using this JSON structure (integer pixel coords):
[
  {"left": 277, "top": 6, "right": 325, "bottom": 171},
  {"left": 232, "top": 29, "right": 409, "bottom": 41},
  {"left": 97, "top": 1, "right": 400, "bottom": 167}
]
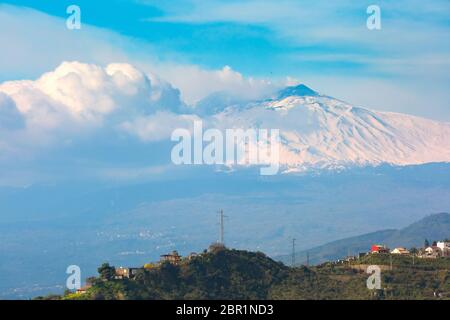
[{"left": 276, "top": 212, "right": 450, "bottom": 265}]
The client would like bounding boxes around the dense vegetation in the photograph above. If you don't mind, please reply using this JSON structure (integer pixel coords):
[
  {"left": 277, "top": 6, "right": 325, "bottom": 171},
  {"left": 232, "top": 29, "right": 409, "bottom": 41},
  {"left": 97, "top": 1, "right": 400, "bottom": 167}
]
[{"left": 36, "top": 248, "right": 449, "bottom": 300}]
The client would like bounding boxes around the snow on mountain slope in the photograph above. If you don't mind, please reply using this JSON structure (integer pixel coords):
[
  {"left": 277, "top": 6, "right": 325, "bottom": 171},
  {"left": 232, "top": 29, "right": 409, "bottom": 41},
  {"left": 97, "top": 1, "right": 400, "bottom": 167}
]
[
  {"left": 209, "top": 84, "right": 450, "bottom": 171},
  {"left": 1, "top": 59, "right": 448, "bottom": 174}
]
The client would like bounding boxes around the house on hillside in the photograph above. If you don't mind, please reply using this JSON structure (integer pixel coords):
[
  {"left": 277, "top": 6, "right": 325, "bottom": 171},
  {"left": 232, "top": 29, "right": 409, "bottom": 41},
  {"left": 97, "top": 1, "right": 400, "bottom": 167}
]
[
  {"left": 420, "top": 246, "right": 441, "bottom": 259},
  {"left": 160, "top": 250, "right": 182, "bottom": 264},
  {"left": 76, "top": 284, "right": 92, "bottom": 294},
  {"left": 371, "top": 244, "right": 390, "bottom": 254},
  {"left": 115, "top": 267, "right": 142, "bottom": 279},
  {"left": 187, "top": 252, "right": 198, "bottom": 260},
  {"left": 436, "top": 241, "right": 449, "bottom": 257},
  {"left": 391, "top": 247, "right": 410, "bottom": 255},
  {"left": 344, "top": 256, "right": 356, "bottom": 262}
]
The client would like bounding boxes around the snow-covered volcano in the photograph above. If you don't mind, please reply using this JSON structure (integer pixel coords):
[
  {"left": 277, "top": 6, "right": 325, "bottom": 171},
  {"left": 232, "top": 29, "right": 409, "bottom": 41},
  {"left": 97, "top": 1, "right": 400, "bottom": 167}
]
[
  {"left": 1, "top": 60, "right": 449, "bottom": 174},
  {"left": 207, "top": 84, "right": 450, "bottom": 172}
]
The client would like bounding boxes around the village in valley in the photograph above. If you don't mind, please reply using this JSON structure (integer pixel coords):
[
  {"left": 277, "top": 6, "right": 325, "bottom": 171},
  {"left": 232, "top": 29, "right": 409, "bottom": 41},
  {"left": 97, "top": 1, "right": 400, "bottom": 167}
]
[{"left": 337, "top": 240, "right": 450, "bottom": 264}]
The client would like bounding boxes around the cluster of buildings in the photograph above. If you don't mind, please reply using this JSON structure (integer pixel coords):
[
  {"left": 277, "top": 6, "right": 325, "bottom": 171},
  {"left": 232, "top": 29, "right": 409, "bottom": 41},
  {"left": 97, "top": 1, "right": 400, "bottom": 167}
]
[
  {"left": 75, "top": 244, "right": 225, "bottom": 294},
  {"left": 333, "top": 240, "right": 449, "bottom": 266},
  {"left": 370, "top": 240, "right": 449, "bottom": 258},
  {"left": 114, "top": 250, "right": 186, "bottom": 280},
  {"left": 114, "top": 243, "right": 226, "bottom": 280},
  {"left": 418, "top": 241, "right": 449, "bottom": 258}
]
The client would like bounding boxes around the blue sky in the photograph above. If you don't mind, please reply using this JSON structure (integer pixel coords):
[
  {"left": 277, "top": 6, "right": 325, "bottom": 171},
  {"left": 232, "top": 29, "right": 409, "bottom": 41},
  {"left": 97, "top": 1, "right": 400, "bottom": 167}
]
[
  {"left": 0, "top": 0, "right": 449, "bottom": 189},
  {"left": 1, "top": 0, "right": 449, "bottom": 121},
  {"left": 0, "top": 0, "right": 423, "bottom": 76}
]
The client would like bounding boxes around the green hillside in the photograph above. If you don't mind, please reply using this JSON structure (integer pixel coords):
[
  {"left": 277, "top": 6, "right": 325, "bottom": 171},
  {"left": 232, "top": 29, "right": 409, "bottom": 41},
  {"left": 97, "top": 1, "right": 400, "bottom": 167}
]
[
  {"left": 37, "top": 247, "right": 449, "bottom": 300},
  {"left": 277, "top": 212, "right": 450, "bottom": 265}
]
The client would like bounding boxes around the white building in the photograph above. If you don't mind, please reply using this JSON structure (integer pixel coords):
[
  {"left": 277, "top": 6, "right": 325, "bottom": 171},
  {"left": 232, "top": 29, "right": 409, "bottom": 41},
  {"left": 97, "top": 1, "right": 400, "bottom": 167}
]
[
  {"left": 436, "top": 241, "right": 449, "bottom": 257},
  {"left": 423, "top": 246, "right": 441, "bottom": 258},
  {"left": 391, "top": 247, "right": 410, "bottom": 255}
]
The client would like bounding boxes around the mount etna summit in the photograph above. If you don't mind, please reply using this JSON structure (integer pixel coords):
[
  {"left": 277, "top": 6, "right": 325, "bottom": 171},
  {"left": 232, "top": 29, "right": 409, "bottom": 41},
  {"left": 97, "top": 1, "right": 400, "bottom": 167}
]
[{"left": 205, "top": 83, "right": 450, "bottom": 172}]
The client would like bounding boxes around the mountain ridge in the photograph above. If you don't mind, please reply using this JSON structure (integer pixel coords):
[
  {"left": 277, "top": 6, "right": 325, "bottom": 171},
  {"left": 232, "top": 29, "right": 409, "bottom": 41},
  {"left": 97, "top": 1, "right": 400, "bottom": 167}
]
[
  {"left": 209, "top": 85, "right": 450, "bottom": 172},
  {"left": 276, "top": 84, "right": 319, "bottom": 99},
  {"left": 276, "top": 212, "right": 450, "bottom": 265}
]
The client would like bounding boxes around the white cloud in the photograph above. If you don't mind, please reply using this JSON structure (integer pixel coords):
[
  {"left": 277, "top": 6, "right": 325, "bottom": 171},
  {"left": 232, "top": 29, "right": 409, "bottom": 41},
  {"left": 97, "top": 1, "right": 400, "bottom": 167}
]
[
  {"left": 0, "top": 92, "right": 25, "bottom": 130},
  {"left": 0, "top": 61, "right": 187, "bottom": 161},
  {"left": 0, "top": 4, "right": 280, "bottom": 106},
  {"left": 4, "top": 3, "right": 450, "bottom": 121},
  {"left": 142, "top": 0, "right": 450, "bottom": 110},
  {"left": 140, "top": 64, "right": 280, "bottom": 105},
  {"left": 0, "top": 60, "right": 281, "bottom": 157},
  {"left": 119, "top": 111, "right": 201, "bottom": 142},
  {"left": 0, "top": 61, "right": 182, "bottom": 124}
]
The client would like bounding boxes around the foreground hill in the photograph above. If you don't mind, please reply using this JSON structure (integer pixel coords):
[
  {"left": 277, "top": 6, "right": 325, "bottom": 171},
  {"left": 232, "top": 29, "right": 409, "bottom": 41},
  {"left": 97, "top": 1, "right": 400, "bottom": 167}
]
[
  {"left": 38, "top": 247, "right": 449, "bottom": 300},
  {"left": 276, "top": 213, "right": 450, "bottom": 265},
  {"left": 4, "top": 165, "right": 450, "bottom": 299}
]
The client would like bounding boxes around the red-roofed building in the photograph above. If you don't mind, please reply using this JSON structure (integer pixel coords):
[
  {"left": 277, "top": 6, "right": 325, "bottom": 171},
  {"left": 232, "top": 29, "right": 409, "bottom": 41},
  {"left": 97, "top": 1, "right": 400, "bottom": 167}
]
[{"left": 371, "top": 244, "right": 390, "bottom": 254}]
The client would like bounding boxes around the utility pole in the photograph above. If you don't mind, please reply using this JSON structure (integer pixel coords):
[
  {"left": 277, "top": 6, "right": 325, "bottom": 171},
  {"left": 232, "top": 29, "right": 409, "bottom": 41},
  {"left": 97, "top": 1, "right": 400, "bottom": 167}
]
[
  {"left": 306, "top": 251, "right": 310, "bottom": 267},
  {"left": 291, "top": 238, "right": 296, "bottom": 267},
  {"left": 389, "top": 254, "right": 393, "bottom": 271},
  {"left": 218, "top": 210, "right": 227, "bottom": 245}
]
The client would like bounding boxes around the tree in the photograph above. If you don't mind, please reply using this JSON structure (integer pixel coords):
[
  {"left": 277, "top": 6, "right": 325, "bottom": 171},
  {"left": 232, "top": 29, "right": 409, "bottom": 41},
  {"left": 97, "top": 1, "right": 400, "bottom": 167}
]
[
  {"left": 424, "top": 239, "right": 430, "bottom": 248},
  {"left": 64, "top": 289, "right": 73, "bottom": 296},
  {"left": 86, "top": 276, "right": 98, "bottom": 286},
  {"left": 98, "top": 263, "right": 115, "bottom": 281}
]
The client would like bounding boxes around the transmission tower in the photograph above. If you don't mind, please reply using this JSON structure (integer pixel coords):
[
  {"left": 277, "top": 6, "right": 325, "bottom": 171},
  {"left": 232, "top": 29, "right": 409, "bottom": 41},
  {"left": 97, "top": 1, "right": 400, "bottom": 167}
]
[{"left": 218, "top": 210, "right": 228, "bottom": 245}]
